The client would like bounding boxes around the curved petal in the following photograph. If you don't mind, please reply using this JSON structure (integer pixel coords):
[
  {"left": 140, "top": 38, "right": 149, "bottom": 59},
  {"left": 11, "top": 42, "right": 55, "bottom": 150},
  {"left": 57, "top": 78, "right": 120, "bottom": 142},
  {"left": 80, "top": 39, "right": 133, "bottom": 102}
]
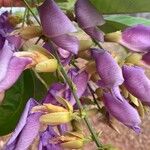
[
  {"left": 38, "top": 0, "right": 76, "bottom": 38},
  {"left": 120, "top": 25, "right": 150, "bottom": 52},
  {"left": 122, "top": 65, "right": 150, "bottom": 106},
  {"left": 91, "top": 48, "right": 124, "bottom": 88},
  {"left": 84, "top": 27, "right": 104, "bottom": 42},
  {"left": 103, "top": 92, "right": 141, "bottom": 133},
  {"left": 0, "top": 40, "right": 13, "bottom": 82},
  {"left": 0, "top": 56, "right": 32, "bottom": 92},
  {"left": 75, "top": 0, "right": 105, "bottom": 29},
  {"left": 5, "top": 99, "right": 39, "bottom": 150},
  {"left": 51, "top": 34, "right": 79, "bottom": 54}
]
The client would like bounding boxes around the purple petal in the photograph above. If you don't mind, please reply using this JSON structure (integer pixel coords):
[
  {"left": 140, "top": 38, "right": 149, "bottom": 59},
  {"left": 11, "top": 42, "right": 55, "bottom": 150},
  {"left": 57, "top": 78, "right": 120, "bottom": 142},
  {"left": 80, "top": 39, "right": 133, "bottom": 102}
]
[
  {"left": 51, "top": 34, "right": 79, "bottom": 54},
  {"left": 122, "top": 65, "right": 150, "bottom": 106},
  {"left": 75, "top": 0, "right": 105, "bottom": 28},
  {"left": 91, "top": 48, "right": 124, "bottom": 88},
  {"left": 69, "top": 71, "right": 89, "bottom": 105},
  {"left": 103, "top": 92, "right": 141, "bottom": 133},
  {"left": 0, "top": 56, "right": 32, "bottom": 92},
  {"left": 38, "top": 0, "right": 76, "bottom": 38},
  {"left": 75, "top": 0, "right": 105, "bottom": 41},
  {"left": 7, "top": 35, "right": 23, "bottom": 50},
  {"left": 84, "top": 27, "right": 104, "bottom": 42},
  {"left": 5, "top": 99, "right": 39, "bottom": 150},
  {"left": 43, "top": 83, "right": 66, "bottom": 104},
  {"left": 120, "top": 25, "right": 150, "bottom": 52},
  {"left": 0, "top": 40, "right": 13, "bottom": 82},
  {"left": 39, "top": 126, "right": 61, "bottom": 150},
  {"left": 58, "top": 124, "right": 68, "bottom": 135},
  {"left": 142, "top": 52, "right": 150, "bottom": 65}
]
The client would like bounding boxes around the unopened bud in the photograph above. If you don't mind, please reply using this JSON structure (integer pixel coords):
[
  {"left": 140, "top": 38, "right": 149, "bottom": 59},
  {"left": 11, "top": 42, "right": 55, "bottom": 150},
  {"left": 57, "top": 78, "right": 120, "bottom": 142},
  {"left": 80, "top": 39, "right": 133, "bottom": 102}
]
[
  {"left": 95, "top": 88, "right": 103, "bottom": 98},
  {"left": 105, "top": 31, "right": 121, "bottom": 42},
  {"left": 120, "top": 85, "right": 129, "bottom": 99},
  {"left": 125, "top": 53, "right": 142, "bottom": 65},
  {"left": 19, "top": 26, "right": 42, "bottom": 40},
  {"left": 73, "top": 31, "right": 93, "bottom": 51},
  {"left": 35, "top": 59, "right": 58, "bottom": 72},
  {"left": 40, "top": 112, "right": 73, "bottom": 125},
  {"left": 90, "top": 72, "right": 100, "bottom": 82}
]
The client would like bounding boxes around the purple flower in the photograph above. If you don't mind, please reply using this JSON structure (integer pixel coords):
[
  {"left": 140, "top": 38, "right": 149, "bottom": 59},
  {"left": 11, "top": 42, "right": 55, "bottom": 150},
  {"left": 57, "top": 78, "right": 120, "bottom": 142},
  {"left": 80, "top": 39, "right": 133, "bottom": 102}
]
[
  {"left": 5, "top": 99, "right": 41, "bottom": 150},
  {"left": 120, "top": 25, "right": 150, "bottom": 52},
  {"left": 38, "top": 0, "right": 79, "bottom": 54},
  {"left": 44, "top": 69, "right": 88, "bottom": 106},
  {"left": 91, "top": 48, "right": 124, "bottom": 88},
  {"left": 43, "top": 42, "right": 72, "bottom": 66},
  {"left": 39, "top": 126, "right": 61, "bottom": 150},
  {"left": 103, "top": 92, "right": 141, "bottom": 133},
  {"left": 122, "top": 65, "right": 150, "bottom": 106},
  {"left": 75, "top": 0, "right": 105, "bottom": 42}
]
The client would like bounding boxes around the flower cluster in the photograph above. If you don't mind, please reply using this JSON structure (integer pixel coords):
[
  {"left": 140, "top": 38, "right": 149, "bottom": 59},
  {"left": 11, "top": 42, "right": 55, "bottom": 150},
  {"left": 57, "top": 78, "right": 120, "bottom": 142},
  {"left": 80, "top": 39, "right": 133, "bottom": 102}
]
[{"left": 1, "top": 0, "right": 150, "bottom": 150}]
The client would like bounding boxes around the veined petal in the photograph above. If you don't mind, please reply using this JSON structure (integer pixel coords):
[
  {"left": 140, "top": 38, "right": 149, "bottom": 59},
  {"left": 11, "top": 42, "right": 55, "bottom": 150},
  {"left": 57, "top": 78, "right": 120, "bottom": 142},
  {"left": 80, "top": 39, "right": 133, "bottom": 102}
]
[
  {"left": 91, "top": 48, "right": 124, "bottom": 88},
  {"left": 51, "top": 34, "right": 79, "bottom": 54},
  {"left": 122, "top": 65, "right": 150, "bottom": 106},
  {"left": 69, "top": 71, "right": 89, "bottom": 105},
  {"left": 103, "top": 92, "right": 141, "bottom": 133},
  {"left": 5, "top": 99, "right": 40, "bottom": 150},
  {"left": 7, "top": 35, "right": 23, "bottom": 50},
  {"left": 0, "top": 56, "right": 32, "bottom": 92},
  {"left": 75, "top": 0, "right": 104, "bottom": 41},
  {"left": 38, "top": 0, "right": 76, "bottom": 38},
  {"left": 84, "top": 27, "right": 104, "bottom": 42},
  {"left": 75, "top": 0, "right": 105, "bottom": 29},
  {"left": 120, "top": 25, "right": 150, "bottom": 52},
  {"left": 0, "top": 40, "right": 13, "bottom": 82}
]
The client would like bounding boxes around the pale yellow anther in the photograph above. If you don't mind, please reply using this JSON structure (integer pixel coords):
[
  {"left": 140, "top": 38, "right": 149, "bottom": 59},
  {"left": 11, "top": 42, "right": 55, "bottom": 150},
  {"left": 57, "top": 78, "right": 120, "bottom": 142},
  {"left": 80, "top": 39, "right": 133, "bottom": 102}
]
[
  {"left": 35, "top": 59, "right": 58, "bottom": 72},
  {"left": 43, "top": 103, "right": 67, "bottom": 113}
]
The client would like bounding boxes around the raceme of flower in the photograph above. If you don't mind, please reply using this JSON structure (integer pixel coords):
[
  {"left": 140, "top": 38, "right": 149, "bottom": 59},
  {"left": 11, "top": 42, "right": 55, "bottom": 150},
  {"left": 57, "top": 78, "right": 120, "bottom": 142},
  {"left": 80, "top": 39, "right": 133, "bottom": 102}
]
[
  {"left": 122, "top": 65, "right": 150, "bottom": 106},
  {"left": 38, "top": 0, "right": 79, "bottom": 54},
  {"left": 103, "top": 92, "right": 141, "bottom": 133},
  {"left": 75, "top": 0, "right": 105, "bottom": 42},
  {"left": 2, "top": 0, "right": 150, "bottom": 150}
]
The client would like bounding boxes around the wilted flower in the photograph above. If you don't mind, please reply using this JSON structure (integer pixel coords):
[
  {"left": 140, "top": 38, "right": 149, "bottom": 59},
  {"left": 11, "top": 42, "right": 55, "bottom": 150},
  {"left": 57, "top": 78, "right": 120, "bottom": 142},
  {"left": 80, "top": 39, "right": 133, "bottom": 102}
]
[
  {"left": 75, "top": 0, "right": 105, "bottom": 42},
  {"left": 122, "top": 65, "right": 150, "bottom": 106},
  {"left": 5, "top": 99, "right": 41, "bottom": 150},
  {"left": 103, "top": 92, "right": 141, "bottom": 133},
  {"left": 38, "top": 0, "right": 79, "bottom": 54}
]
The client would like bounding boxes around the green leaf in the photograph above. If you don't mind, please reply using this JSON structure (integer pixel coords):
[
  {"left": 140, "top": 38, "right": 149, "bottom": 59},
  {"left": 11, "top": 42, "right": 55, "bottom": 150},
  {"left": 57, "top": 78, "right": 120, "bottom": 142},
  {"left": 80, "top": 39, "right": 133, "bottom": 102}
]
[
  {"left": 90, "top": 0, "right": 150, "bottom": 14},
  {"left": 0, "top": 70, "right": 34, "bottom": 135},
  {"left": 101, "top": 15, "right": 150, "bottom": 33}
]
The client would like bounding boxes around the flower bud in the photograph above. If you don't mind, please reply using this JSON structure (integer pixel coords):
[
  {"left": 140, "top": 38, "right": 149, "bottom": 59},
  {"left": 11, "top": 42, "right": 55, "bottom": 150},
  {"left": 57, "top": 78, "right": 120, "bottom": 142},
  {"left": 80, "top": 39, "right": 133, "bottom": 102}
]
[
  {"left": 8, "top": 14, "right": 22, "bottom": 26},
  {"left": 85, "top": 61, "right": 96, "bottom": 74},
  {"left": 40, "top": 112, "right": 73, "bottom": 125},
  {"left": 35, "top": 59, "right": 58, "bottom": 72},
  {"left": 105, "top": 31, "right": 122, "bottom": 42},
  {"left": 125, "top": 53, "right": 142, "bottom": 65}
]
